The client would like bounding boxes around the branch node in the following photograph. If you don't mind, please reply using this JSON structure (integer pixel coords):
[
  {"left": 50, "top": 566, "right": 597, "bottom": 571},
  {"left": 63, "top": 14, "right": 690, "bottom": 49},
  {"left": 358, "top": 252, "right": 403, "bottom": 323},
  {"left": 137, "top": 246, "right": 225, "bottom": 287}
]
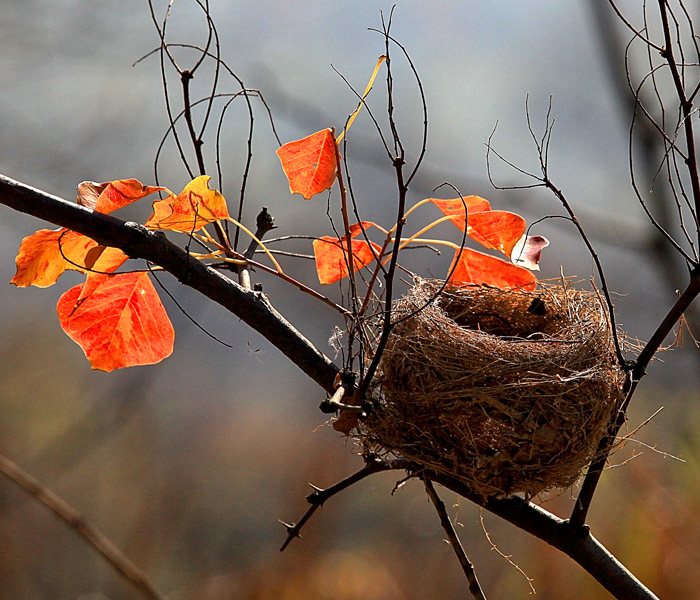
[
  {"left": 566, "top": 519, "right": 591, "bottom": 539},
  {"left": 306, "top": 490, "right": 324, "bottom": 505}
]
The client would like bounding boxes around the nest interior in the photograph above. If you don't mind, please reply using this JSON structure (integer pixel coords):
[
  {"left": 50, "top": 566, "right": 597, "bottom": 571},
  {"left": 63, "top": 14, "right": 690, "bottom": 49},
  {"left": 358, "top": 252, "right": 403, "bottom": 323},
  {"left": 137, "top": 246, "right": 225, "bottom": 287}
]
[{"left": 359, "top": 279, "right": 626, "bottom": 499}]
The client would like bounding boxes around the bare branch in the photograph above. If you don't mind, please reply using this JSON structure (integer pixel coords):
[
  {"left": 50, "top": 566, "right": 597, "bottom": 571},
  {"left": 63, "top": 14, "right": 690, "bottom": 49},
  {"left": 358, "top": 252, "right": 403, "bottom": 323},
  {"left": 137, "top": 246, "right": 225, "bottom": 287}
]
[
  {"left": 658, "top": 0, "right": 700, "bottom": 231},
  {"left": 428, "top": 472, "right": 660, "bottom": 600},
  {"left": 280, "top": 456, "right": 409, "bottom": 551}
]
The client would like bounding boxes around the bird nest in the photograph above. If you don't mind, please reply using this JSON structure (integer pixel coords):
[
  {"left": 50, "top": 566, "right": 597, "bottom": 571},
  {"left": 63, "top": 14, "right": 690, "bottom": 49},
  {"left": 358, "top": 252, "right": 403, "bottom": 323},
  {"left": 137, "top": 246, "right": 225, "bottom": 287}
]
[{"left": 358, "top": 279, "right": 626, "bottom": 499}]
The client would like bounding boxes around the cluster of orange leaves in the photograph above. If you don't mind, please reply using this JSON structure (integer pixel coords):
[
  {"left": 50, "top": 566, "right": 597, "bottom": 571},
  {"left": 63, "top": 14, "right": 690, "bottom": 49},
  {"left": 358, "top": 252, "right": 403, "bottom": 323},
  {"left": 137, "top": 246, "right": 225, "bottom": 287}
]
[
  {"left": 12, "top": 128, "right": 546, "bottom": 371},
  {"left": 277, "top": 128, "right": 548, "bottom": 290},
  {"left": 12, "top": 176, "right": 228, "bottom": 371}
]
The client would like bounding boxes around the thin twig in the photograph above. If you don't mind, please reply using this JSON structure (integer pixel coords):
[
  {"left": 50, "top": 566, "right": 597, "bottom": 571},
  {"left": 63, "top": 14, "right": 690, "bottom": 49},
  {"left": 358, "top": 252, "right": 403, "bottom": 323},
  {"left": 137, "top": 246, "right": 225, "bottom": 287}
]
[
  {"left": 486, "top": 103, "right": 626, "bottom": 365},
  {"left": 571, "top": 266, "right": 700, "bottom": 526},
  {"left": 331, "top": 127, "right": 361, "bottom": 362},
  {"left": 658, "top": 0, "right": 700, "bottom": 229},
  {"left": 359, "top": 13, "right": 415, "bottom": 397},
  {"left": 0, "top": 453, "right": 165, "bottom": 600},
  {"left": 279, "top": 456, "right": 409, "bottom": 551},
  {"left": 424, "top": 479, "right": 487, "bottom": 600}
]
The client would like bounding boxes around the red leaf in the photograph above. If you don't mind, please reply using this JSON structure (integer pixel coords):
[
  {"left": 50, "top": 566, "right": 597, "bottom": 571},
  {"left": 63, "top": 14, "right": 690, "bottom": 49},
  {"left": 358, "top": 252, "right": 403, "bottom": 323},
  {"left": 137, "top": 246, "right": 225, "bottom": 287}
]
[
  {"left": 56, "top": 272, "right": 174, "bottom": 371},
  {"left": 12, "top": 229, "right": 128, "bottom": 288},
  {"left": 447, "top": 247, "right": 537, "bottom": 291},
  {"left": 512, "top": 235, "right": 550, "bottom": 270},
  {"left": 429, "top": 196, "right": 491, "bottom": 230},
  {"left": 467, "top": 210, "right": 526, "bottom": 257},
  {"left": 313, "top": 222, "right": 380, "bottom": 285},
  {"left": 277, "top": 129, "right": 338, "bottom": 199},
  {"left": 145, "top": 175, "right": 229, "bottom": 232},
  {"left": 77, "top": 179, "right": 166, "bottom": 213}
]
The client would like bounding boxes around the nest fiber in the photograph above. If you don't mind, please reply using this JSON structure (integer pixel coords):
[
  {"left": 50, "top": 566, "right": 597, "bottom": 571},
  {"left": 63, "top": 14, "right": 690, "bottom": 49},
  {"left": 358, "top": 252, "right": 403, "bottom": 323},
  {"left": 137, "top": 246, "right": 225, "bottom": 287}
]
[{"left": 361, "top": 279, "right": 625, "bottom": 499}]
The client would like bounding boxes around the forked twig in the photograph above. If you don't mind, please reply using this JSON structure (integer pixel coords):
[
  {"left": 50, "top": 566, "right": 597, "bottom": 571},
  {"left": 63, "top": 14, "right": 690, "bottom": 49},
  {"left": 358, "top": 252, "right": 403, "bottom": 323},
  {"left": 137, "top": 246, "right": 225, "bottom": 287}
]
[
  {"left": 486, "top": 100, "right": 626, "bottom": 367},
  {"left": 279, "top": 456, "right": 409, "bottom": 551}
]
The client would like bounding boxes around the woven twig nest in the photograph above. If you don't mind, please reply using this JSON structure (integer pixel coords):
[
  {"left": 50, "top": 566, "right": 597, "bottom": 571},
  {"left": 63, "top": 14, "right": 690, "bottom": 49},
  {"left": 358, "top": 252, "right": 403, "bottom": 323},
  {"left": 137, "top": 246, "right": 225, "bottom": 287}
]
[{"left": 359, "top": 279, "right": 626, "bottom": 499}]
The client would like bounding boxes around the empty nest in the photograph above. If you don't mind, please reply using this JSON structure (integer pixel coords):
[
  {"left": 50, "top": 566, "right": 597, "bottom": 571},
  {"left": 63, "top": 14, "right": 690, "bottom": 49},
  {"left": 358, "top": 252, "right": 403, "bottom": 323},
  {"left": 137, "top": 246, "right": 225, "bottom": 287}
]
[{"left": 358, "top": 279, "right": 626, "bottom": 499}]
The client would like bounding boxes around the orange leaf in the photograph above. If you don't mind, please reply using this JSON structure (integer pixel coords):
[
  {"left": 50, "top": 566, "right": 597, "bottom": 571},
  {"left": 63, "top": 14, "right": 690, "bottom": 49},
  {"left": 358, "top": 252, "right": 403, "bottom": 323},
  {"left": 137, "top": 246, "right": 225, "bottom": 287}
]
[
  {"left": 12, "top": 229, "right": 128, "bottom": 288},
  {"left": 429, "top": 196, "right": 491, "bottom": 230},
  {"left": 313, "top": 222, "right": 380, "bottom": 285},
  {"left": 13, "top": 177, "right": 160, "bottom": 287},
  {"left": 56, "top": 272, "right": 174, "bottom": 371},
  {"left": 77, "top": 179, "right": 167, "bottom": 214},
  {"left": 277, "top": 129, "right": 338, "bottom": 199},
  {"left": 347, "top": 221, "right": 377, "bottom": 238},
  {"left": 467, "top": 210, "right": 526, "bottom": 257},
  {"left": 145, "top": 175, "right": 229, "bottom": 232},
  {"left": 447, "top": 247, "right": 537, "bottom": 291}
]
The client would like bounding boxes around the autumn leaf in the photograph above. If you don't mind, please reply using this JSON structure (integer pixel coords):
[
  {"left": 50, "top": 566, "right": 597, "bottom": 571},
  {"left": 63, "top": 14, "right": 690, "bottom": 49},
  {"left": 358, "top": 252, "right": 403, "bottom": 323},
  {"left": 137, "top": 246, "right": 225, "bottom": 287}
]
[
  {"left": 145, "top": 175, "right": 229, "bottom": 232},
  {"left": 512, "top": 235, "right": 550, "bottom": 270},
  {"left": 277, "top": 129, "right": 338, "bottom": 199},
  {"left": 12, "top": 229, "right": 128, "bottom": 288},
  {"left": 56, "top": 272, "right": 174, "bottom": 371},
  {"left": 12, "top": 178, "right": 163, "bottom": 288},
  {"left": 313, "top": 222, "right": 381, "bottom": 285},
  {"left": 447, "top": 247, "right": 537, "bottom": 291},
  {"left": 77, "top": 179, "right": 167, "bottom": 213},
  {"left": 428, "top": 196, "right": 491, "bottom": 230},
  {"left": 466, "top": 210, "right": 526, "bottom": 257}
]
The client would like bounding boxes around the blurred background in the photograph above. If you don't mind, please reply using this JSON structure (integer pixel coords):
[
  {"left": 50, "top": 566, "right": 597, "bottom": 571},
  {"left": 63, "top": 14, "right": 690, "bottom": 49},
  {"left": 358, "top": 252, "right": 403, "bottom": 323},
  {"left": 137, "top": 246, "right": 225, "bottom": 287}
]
[{"left": 1, "top": 1, "right": 699, "bottom": 598}]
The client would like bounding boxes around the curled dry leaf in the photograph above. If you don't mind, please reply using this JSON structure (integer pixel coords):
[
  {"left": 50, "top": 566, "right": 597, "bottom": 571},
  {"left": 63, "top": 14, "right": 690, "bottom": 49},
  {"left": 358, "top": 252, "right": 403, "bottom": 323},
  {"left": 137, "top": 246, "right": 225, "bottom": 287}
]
[
  {"left": 77, "top": 179, "right": 167, "bottom": 213},
  {"left": 512, "top": 235, "right": 550, "bottom": 271}
]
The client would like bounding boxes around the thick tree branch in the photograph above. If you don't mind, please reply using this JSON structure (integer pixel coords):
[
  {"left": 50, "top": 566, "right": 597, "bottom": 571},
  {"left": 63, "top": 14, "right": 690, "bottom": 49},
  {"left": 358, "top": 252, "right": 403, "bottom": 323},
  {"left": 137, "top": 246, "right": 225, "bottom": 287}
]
[{"left": 0, "top": 174, "right": 340, "bottom": 394}]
